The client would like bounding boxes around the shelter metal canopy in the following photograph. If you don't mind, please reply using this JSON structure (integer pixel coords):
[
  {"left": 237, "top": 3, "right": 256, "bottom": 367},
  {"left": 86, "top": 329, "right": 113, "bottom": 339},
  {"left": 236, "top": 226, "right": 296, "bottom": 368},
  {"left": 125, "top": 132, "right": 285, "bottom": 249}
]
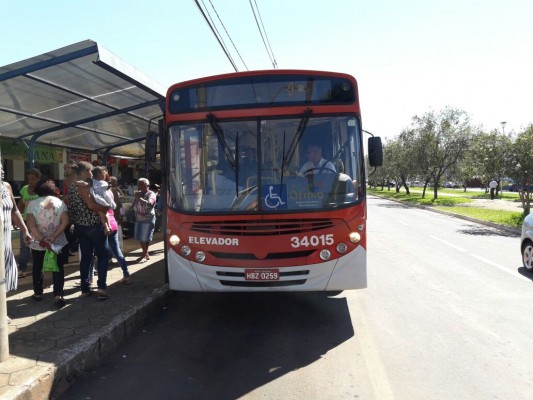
[{"left": 0, "top": 39, "right": 166, "bottom": 166}]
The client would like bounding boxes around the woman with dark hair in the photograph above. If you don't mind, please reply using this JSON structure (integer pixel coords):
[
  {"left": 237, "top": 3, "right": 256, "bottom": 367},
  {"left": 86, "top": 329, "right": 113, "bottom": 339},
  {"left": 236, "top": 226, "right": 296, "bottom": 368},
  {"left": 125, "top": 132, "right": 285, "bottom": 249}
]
[
  {"left": 67, "top": 161, "right": 110, "bottom": 299},
  {"left": 26, "top": 178, "right": 70, "bottom": 308}
]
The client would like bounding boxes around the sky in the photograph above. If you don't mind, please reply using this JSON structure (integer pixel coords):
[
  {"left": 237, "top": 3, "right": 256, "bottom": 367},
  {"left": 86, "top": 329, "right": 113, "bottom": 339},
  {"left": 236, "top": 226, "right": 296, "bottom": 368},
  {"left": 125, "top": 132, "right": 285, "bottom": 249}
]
[{"left": 1, "top": 0, "right": 532, "bottom": 140}]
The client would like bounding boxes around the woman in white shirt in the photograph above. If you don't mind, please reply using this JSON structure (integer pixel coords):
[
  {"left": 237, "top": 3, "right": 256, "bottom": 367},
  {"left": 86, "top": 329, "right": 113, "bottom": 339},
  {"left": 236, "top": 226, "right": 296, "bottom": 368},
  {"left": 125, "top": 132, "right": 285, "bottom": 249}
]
[{"left": 26, "top": 179, "right": 70, "bottom": 308}]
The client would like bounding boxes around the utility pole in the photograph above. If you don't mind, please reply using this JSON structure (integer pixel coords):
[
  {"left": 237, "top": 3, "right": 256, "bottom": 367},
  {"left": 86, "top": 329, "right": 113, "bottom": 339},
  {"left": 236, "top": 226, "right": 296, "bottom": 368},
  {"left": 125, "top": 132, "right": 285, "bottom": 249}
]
[
  {"left": 500, "top": 121, "right": 507, "bottom": 135},
  {"left": 500, "top": 122, "right": 507, "bottom": 198}
]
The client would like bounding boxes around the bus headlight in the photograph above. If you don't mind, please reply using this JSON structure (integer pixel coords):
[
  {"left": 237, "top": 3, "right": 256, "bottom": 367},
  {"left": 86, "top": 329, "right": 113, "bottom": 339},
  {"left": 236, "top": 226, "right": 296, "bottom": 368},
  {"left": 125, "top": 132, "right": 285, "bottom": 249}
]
[
  {"left": 336, "top": 242, "right": 348, "bottom": 254},
  {"left": 349, "top": 232, "right": 361, "bottom": 243},
  {"left": 169, "top": 235, "right": 180, "bottom": 246},
  {"left": 181, "top": 245, "right": 191, "bottom": 256},
  {"left": 319, "top": 249, "right": 331, "bottom": 261},
  {"left": 195, "top": 251, "right": 206, "bottom": 263}
]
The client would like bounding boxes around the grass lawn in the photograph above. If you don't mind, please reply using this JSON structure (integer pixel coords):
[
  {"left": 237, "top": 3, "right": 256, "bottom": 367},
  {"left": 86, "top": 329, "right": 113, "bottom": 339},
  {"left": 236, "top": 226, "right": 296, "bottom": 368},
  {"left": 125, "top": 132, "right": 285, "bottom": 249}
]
[{"left": 368, "top": 187, "right": 525, "bottom": 229}]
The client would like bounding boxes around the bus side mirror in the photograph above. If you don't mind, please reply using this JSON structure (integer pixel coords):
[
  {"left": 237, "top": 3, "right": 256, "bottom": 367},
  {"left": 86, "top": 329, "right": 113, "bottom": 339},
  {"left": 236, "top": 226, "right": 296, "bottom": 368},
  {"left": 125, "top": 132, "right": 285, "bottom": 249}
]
[
  {"left": 146, "top": 131, "right": 158, "bottom": 163},
  {"left": 368, "top": 137, "right": 383, "bottom": 167}
]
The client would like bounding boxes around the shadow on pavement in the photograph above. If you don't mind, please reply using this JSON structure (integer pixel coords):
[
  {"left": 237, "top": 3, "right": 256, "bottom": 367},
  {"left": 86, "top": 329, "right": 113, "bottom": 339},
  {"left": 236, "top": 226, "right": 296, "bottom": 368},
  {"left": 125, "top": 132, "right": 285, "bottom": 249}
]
[
  {"left": 60, "top": 291, "right": 354, "bottom": 400},
  {"left": 458, "top": 226, "right": 519, "bottom": 238},
  {"left": 2, "top": 233, "right": 168, "bottom": 400},
  {"left": 517, "top": 266, "right": 533, "bottom": 282}
]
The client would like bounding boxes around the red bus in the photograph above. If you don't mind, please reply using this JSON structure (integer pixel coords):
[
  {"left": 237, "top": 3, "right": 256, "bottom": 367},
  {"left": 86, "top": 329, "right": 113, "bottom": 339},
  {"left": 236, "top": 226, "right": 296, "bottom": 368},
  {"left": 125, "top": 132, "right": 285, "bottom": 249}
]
[{"left": 156, "top": 70, "right": 382, "bottom": 292}]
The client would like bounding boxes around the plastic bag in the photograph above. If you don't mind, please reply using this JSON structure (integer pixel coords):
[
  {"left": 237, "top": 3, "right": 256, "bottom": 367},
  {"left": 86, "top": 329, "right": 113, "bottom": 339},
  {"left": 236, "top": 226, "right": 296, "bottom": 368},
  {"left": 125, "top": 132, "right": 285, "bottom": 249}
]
[{"left": 43, "top": 249, "right": 59, "bottom": 273}]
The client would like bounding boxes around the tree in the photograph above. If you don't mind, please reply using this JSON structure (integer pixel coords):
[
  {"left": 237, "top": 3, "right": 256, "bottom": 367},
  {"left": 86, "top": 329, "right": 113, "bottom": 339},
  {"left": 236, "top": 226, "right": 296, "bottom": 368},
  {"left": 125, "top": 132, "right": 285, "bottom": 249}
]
[
  {"left": 385, "top": 135, "right": 414, "bottom": 195},
  {"left": 408, "top": 108, "right": 473, "bottom": 200},
  {"left": 509, "top": 125, "right": 533, "bottom": 214},
  {"left": 469, "top": 130, "right": 513, "bottom": 196},
  {"left": 369, "top": 140, "right": 394, "bottom": 190}
]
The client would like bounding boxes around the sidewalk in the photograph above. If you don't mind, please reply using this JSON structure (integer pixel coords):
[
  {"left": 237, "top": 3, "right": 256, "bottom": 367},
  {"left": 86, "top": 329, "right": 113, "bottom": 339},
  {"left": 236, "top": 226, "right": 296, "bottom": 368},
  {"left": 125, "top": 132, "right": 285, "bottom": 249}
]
[
  {"left": 458, "top": 197, "right": 525, "bottom": 212},
  {"left": 433, "top": 197, "right": 524, "bottom": 235},
  {"left": 0, "top": 231, "right": 170, "bottom": 400},
  {"left": 408, "top": 188, "right": 525, "bottom": 212}
]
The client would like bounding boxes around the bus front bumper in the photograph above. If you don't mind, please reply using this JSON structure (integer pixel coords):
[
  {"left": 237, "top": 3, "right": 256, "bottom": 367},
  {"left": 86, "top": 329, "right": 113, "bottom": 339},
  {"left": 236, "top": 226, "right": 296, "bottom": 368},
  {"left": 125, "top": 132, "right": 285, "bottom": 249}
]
[{"left": 166, "top": 246, "right": 367, "bottom": 292}]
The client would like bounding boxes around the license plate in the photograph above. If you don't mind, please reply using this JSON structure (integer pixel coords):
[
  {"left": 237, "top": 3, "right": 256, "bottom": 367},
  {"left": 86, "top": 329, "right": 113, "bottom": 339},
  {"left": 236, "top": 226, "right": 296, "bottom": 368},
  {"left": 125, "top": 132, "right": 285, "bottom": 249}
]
[{"left": 244, "top": 269, "right": 280, "bottom": 281}]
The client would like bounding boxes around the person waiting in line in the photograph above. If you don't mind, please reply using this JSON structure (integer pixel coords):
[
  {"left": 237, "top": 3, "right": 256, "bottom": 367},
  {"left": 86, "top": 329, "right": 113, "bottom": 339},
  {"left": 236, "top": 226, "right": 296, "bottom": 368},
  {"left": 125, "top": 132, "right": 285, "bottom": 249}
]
[
  {"left": 109, "top": 176, "right": 125, "bottom": 200},
  {"left": 132, "top": 178, "right": 156, "bottom": 263},
  {"left": 61, "top": 160, "right": 78, "bottom": 196},
  {"left": 109, "top": 176, "right": 125, "bottom": 249},
  {"left": 67, "top": 161, "right": 110, "bottom": 300},
  {"left": 61, "top": 160, "right": 80, "bottom": 256},
  {"left": 299, "top": 144, "right": 336, "bottom": 176},
  {"left": 106, "top": 176, "right": 131, "bottom": 284},
  {"left": 153, "top": 183, "right": 162, "bottom": 232},
  {"left": 16, "top": 168, "right": 41, "bottom": 278},
  {"left": 76, "top": 166, "right": 116, "bottom": 235},
  {"left": 26, "top": 179, "right": 70, "bottom": 309},
  {"left": 1, "top": 165, "right": 32, "bottom": 324}
]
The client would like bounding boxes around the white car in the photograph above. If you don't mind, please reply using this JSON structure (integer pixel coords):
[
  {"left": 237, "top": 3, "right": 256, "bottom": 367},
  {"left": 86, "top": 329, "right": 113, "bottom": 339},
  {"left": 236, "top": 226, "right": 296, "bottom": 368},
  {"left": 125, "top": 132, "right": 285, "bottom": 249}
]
[{"left": 521, "top": 213, "right": 533, "bottom": 270}]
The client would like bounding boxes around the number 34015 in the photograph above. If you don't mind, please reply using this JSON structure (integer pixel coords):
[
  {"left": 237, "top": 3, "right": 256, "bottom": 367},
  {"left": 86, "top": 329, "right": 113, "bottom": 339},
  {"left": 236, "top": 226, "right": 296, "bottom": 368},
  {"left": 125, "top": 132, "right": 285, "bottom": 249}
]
[{"left": 290, "top": 234, "right": 334, "bottom": 248}]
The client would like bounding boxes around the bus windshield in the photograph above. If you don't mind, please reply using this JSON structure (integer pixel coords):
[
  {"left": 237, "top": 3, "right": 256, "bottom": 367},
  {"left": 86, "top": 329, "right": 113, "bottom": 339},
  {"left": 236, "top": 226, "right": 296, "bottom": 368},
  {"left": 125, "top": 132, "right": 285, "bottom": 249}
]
[{"left": 168, "top": 114, "right": 363, "bottom": 213}]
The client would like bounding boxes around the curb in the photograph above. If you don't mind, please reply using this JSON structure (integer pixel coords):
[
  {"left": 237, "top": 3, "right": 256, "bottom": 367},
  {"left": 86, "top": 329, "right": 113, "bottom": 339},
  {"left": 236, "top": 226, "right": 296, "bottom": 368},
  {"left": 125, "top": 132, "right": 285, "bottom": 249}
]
[
  {"left": 49, "top": 284, "right": 171, "bottom": 399},
  {"left": 5, "top": 284, "right": 172, "bottom": 400}
]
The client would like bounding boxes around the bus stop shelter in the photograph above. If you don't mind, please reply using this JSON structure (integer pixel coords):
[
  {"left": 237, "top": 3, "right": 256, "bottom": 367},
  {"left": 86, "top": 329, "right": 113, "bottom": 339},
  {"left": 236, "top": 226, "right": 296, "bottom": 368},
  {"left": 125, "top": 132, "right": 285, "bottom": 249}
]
[{"left": 0, "top": 39, "right": 166, "bottom": 166}]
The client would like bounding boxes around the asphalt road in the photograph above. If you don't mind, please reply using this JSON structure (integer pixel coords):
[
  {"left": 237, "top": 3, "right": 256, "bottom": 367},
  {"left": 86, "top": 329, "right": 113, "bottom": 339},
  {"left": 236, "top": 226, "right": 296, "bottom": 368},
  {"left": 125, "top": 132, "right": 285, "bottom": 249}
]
[{"left": 59, "top": 196, "right": 533, "bottom": 400}]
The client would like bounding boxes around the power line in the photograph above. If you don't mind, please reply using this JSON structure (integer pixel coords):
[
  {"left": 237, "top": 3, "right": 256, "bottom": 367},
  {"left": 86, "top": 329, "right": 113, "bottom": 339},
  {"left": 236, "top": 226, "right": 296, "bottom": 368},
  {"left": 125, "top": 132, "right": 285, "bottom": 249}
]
[
  {"left": 193, "top": 0, "right": 239, "bottom": 72},
  {"left": 207, "top": 0, "right": 249, "bottom": 71},
  {"left": 249, "top": 0, "right": 278, "bottom": 69}
]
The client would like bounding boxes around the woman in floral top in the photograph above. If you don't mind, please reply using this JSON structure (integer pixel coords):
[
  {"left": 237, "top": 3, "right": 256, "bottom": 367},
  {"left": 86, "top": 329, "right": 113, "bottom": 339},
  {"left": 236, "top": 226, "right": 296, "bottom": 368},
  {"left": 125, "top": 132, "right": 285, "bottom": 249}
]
[
  {"left": 67, "top": 161, "right": 110, "bottom": 300},
  {"left": 26, "top": 179, "right": 69, "bottom": 308}
]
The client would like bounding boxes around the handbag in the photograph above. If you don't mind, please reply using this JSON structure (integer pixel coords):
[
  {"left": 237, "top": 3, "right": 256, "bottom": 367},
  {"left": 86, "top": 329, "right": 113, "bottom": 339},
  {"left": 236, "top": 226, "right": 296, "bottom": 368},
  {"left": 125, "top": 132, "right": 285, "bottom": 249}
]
[{"left": 43, "top": 249, "right": 59, "bottom": 273}]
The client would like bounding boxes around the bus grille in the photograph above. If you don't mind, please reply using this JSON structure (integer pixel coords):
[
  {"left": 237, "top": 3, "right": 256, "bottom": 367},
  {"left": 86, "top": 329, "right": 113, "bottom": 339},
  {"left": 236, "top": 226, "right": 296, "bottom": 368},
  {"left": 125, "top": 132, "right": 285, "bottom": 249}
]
[
  {"left": 190, "top": 219, "right": 335, "bottom": 236},
  {"left": 210, "top": 250, "right": 314, "bottom": 260}
]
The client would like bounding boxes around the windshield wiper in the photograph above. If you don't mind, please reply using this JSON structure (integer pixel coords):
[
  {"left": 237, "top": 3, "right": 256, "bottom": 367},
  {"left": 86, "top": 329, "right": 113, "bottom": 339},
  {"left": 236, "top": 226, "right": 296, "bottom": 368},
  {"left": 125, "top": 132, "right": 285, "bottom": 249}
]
[
  {"left": 276, "top": 108, "right": 312, "bottom": 200},
  {"left": 281, "top": 108, "right": 312, "bottom": 173},
  {"left": 207, "top": 113, "right": 237, "bottom": 171}
]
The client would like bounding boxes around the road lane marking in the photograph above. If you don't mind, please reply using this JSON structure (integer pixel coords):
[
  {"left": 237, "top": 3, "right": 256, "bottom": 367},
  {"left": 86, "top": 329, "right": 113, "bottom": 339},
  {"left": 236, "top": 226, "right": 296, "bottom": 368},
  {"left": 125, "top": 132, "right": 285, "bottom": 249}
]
[
  {"left": 394, "top": 219, "right": 411, "bottom": 227},
  {"left": 428, "top": 235, "right": 467, "bottom": 253},
  {"left": 469, "top": 253, "right": 531, "bottom": 283},
  {"left": 351, "top": 293, "right": 396, "bottom": 400},
  {"left": 428, "top": 235, "right": 529, "bottom": 282}
]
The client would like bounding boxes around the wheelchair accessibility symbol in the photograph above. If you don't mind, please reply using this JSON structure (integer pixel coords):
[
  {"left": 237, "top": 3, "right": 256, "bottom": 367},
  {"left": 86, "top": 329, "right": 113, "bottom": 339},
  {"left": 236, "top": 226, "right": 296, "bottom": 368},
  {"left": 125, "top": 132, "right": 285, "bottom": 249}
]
[{"left": 262, "top": 184, "right": 287, "bottom": 209}]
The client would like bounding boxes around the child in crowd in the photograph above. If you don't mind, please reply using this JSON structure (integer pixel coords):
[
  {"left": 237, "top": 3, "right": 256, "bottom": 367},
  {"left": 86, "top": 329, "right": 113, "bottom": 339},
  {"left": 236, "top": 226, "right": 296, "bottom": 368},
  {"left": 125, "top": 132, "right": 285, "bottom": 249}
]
[
  {"left": 77, "top": 166, "right": 116, "bottom": 234},
  {"left": 90, "top": 166, "right": 116, "bottom": 234}
]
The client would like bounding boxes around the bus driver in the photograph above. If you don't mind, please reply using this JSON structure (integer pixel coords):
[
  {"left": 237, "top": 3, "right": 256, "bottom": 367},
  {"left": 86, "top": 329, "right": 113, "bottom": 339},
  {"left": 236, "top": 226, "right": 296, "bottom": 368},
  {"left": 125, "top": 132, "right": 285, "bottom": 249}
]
[{"left": 299, "top": 144, "right": 336, "bottom": 176}]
